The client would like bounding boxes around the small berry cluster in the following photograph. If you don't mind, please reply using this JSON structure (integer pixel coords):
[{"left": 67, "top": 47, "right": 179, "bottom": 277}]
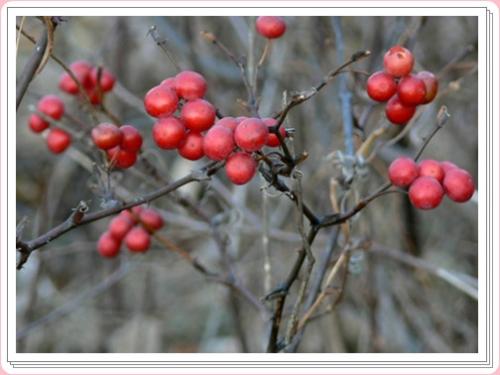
[
  {"left": 59, "top": 60, "right": 116, "bottom": 105},
  {"left": 28, "top": 94, "right": 72, "bottom": 154},
  {"left": 97, "top": 206, "right": 164, "bottom": 258},
  {"left": 366, "top": 45, "right": 439, "bottom": 125},
  {"left": 255, "top": 16, "right": 287, "bottom": 39},
  {"left": 388, "top": 157, "right": 475, "bottom": 210},
  {"left": 91, "top": 123, "right": 143, "bottom": 169}
]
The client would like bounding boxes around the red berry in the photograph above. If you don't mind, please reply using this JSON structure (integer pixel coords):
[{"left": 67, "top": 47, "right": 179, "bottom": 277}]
[
  {"left": 37, "top": 95, "right": 65, "bottom": 120},
  {"left": 59, "top": 61, "right": 93, "bottom": 94},
  {"left": 90, "top": 67, "right": 116, "bottom": 92},
  {"left": 178, "top": 131, "right": 205, "bottom": 160},
  {"left": 124, "top": 226, "right": 151, "bottom": 253},
  {"left": 443, "top": 168, "right": 475, "bottom": 203},
  {"left": 46, "top": 128, "right": 71, "bottom": 154},
  {"left": 107, "top": 146, "right": 137, "bottom": 169},
  {"left": 366, "top": 71, "right": 397, "bottom": 102},
  {"left": 85, "top": 87, "right": 103, "bottom": 105},
  {"left": 385, "top": 95, "right": 416, "bottom": 125},
  {"left": 383, "top": 45, "right": 414, "bottom": 77},
  {"left": 262, "top": 118, "right": 286, "bottom": 147},
  {"left": 397, "top": 75, "right": 427, "bottom": 106},
  {"left": 97, "top": 232, "right": 121, "bottom": 258},
  {"left": 419, "top": 159, "right": 445, "bottom": 183},
  {"left": 144, "top": 85, "right": 179, "bottom": 118},
  {"left": 235, "top": 116, "right": 249, "bottom": 124},
  {"left": 152, "top": 117, "right": 186, "bottom": 149},
  {"left": 225, "top": 152, "right": 257, "bottom": 185},
  {"left": 388, "top": 157, "right": 419, "bottom": 187},
  {"left": 256, "top": 16, "right": 287, "bottom": 39},
  {"left": 28, "top": 114, "right": 49, "bottom": 133},
  {"left": 203, "top": 126, "right": 235, "bottom": 161},
  {"left": 139, "top": 208, "right": 164, "bottom": 232},
  {"left": 120, "top": 209, "right": 137, "bottom": 223},
  {"left": 161, "top": 77, "right": 177, "bottom": 91},
  {"left": 416, "top": 71, "right": 439, "bottom": 104},
  {"left": 215, "top": 117, "right": 238, "bottom": 132},
  {"left": 408, "top": 176, "right": 444, "bottom": 210},
  {"left": 70, "top": 60, "right": 93, "bottom": 76},
  {"left": 120, "top": 125, "right": 143, "bottom": 152},
  {"left": 234, "top": 118, "right": 269, "bottom": 152},
  {"left": 109, "top": 215, "right": 134, "bottom": 241},
  {"left": 131, "top": 206, "right": 144, "bottom": 217},
  {"left": 91, "top": 123, "right": 123, "bottom": 150},
  {"left": 175, "top": 71, "right": 207, "bottom": 100},
  {"left": 180, "top": 99, "right": 216, "bottom": 132},
  {"left": 441, "top": 161, "right": 459, "bottom": 173}
]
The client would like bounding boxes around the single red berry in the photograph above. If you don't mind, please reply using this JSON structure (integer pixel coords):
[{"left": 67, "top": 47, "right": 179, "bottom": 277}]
[
  {"left": 225, "top": 152, "right": 257, "bottom": 185},
  {"left": 139, "top": 208, "right": 164, "bottom": 232},
  {"left": 180, "top": 99, "right": 216, "bottom": 132},
  {"left": 385, "top": 95, "right": 416, "bottom": 125},
  {"left": 46, "top": 128, "right": 71, "bottom": 154},
  {"left": 124, "top": 226, "right": 151, "bottom": 253},
  {"left": 70, "top": 60, "right": 93, "bottom": 76},
  {"left": 262, "top": 118, "right": 286, "bottom": 147},
  {"left": 89, "top": 67, "right": 116, "bottom": 92},
  {"left": 441, "top": 161, "right": 459, "bottom": 173},
  {"left": 131, "top": 206, "right": 144, "bottom": 217},
  {"left": 203, "top": 126, "right": 235, "bottom": 161},
  {"left": 383, "top": 45, "right": 414, "bottom": 77},
  {"left": 120, "top": 125, "right": 143, "bottom": 152},
  {"left": 91, "top": 123, "right": 123, "bottom": 150},
  {"left": 97, "top": 232, "right": 121, "bottom": 258},
  {"left": 120, "top": 209, "right": 137, "bottom": 223},
  {"left": 215, "top": 117, "right": 238, "bottom": 132},
  {"left": 37, "top": 95, "right": 65, "bottom": 120},
  {"left": 175, "top": 71, "right": 207, "bottom": 100},
  {"left": 256, "top": 16, "right": 287, "bottom": 39},
  {"left": 109, "top": 215, "right": 134, "bottom": 241},
  {"left": 397, "top": 75, "right": 427, "bottom": 106},
  {"left": 177, "top": 131, "right": 205, "bottom": 160},
  {"left": 28, "top": 114, "right": 50, "bottom": 133},
  {"left": 152, "top": 117, "right": 186, "bottom": 149},
  {"left": 144, "top": 85, "right": 179, "bottom": 118},
  {"left": 388, "top": 157, "right": 419, "bottom": 187},
  {"left": 416, "top": 71, "right": 439, "bottom": 104},
  {"left": 419, "top": 159, "right": 445, "bottom": 183},
  {"left": 59, "top": 61, "right": 93, "bottom": 94},
  {"left": 408, "top": 176, "right": 444, "bottom": 210},
  {"left": 85, "top": 87, "right": 103, "bottom": 105},
  {"left": 443, "top": 168, "right": 475, "bottom": 203},
  {"left": 161, "top": 77, "right": 177, "bottom": 91},
  {"left": 107, "top": 146, "right": 137, "bottom": 169},
  {"left": 366, "top": 71, "right": 397, "bottom": 102},
  {"left": 234, "top": 118, "right": 269, "bottom": 152}
]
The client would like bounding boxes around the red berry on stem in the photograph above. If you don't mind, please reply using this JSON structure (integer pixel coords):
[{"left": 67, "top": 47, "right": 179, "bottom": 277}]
[
  {"left": 180, "top": 99, "right": 216, "bottom": 132},
  {"left": 263, "top": 117, "right": 286, "bottom": 147},
  {"left": 120, "top": 125, "right": 143, "bottom": 153},
  {"left": 125, "top": 226, "right": 151, "bottom": 253},
  {"left": 366, "top": 71, "right": 397, "bottom": 102},
  {"left": 178, "top": 131, "right": 205, "bottom": 160},
  {"left": 46, "top": 128, "right": 71, "bottom": 154},
  {"left": 397, "top": 75, "right": 427, "bottom": 106},
  {"left": 144, "top": 85, "right": 178, "bottom": 118},
  {"left": 441, "top": 161, "right": 459, "bottom": 173},
  {"left": 120, "top": 209, "right": 137, "bottom": 223},
  {"left": 175, "top": 71, "right": 207, "bottom": 100},
  {"left": 443, "top": 168, "right": 475, "bottom": 203},
  {"left": 152, "top": 117, "right": 186, "bottom": 149},
  {"left": 90, "top": 67, "right": 116, "bottom": 92},
  {"left": 383, "top": 45, "right": 414, "bottom": 77},
  {"left": 91, "top": 123, "right": 123, "bottom": 150},
  {"left": 107, "top": 146, "right": 137, "bottom": 169},
  {"left": 28, "top": 114, "right": 50, "bottom": 133},
  {"left": 256, "top": 16, "right": 287, "bottom": 39},
  {"left": 419, "top": 159, "right": 445, "bottom": 183},
  {"left": 234, "top": 118, "right": 269, "bottom": 152},
  {"left": 203, "top": 126, "right": 235, "bottom": 161},
  {"left": 225, "top": 152, "right": 257, "bottom": 185},
  {"left": 38, "top": 95, "right": 65, "bottom": 120},
  {"left": 385, "top": 95, "right": 416, "bottom": 125},
  {"left": 416, "top": 71, "right": 439, "bottom": 104},
  {"left": 109, "top": 215, "right": 134, "bottom": 241},
  {"left": 215, "top": 117, "right": 238, "bottom": 132},
  {"left": 139, "top": 208, "right": 164, "bottom": 232},
  {"left": 408, "top": 176, "right": 444, "bottom": 210},
  {"left": 388, "top": 157, "right": 419, "bottom": 187},
  {"left": 97, "top": 232, "right": 121, "bottom": 258},
  {"left": 59, "top": 61, "right": 93, "bottom": 94}
]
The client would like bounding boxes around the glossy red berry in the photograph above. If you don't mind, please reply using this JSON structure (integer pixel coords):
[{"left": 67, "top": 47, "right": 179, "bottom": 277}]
[
  {"left": 59, "top": 61, "right": 93, "bottom": 94},
  {"left": 385, "top": 95, "right": 416, "bottom": 125},
  {"left": 91, "top": 123, "right": 123, "bottom": 150},
  {"left": 203, "top": 126, "right": 235, "bottom": 161},
  {"left": 120, "top": 125, "right": 143, "bottom": 153},
  {"left": 235, "top": 116, "right": 249, "bottom": 124},
  {"left": 90, "top": 67, "right": 116, "bottom": 92},
  {"left": 256, "top": 16, "right": 287, "bottom": 39},
  {"left": 178, "top": 131, "right": 205, "bottom": 160},
  {"left": 419, "top": 159, "right": 445, "bottom": 183},
  {"left": 46, "top": 128, "right": 71, "bottom": 154},
  {"left": 383, "top": 45, "right": 414, "bottom": 77},
  {"left": 443, "top": 168, "right": 475, "bottom": 203},
  {"left": 263, "top": 118, "right": 286, "bottom": 147},
  {"left": 144, "top": 85, "right": 179, "bottom": 118},
  {"left": 109, "top": 215, "right": 134, "bottom": 241},
  {"left": 215, "top": 117, "right": 238, "bottom": 132},
  {"left": 388, "top": 157, "right": 419, "bottom": 187},
  {"left": 37, "top": 95, "right": 64, "bottom": 120},
  {"left": 397, "top": 75, "right": 427, "bottom": 106},
  {"left": 97, "top": 232, "right": 121, "bottom": 258},
  {"left": 152, "top": 117, "right": 186, "bottom": 149},
  {"left": 366, "top": 71, "right": 397, "bottom": 102},
  {"left": 441, "top": 161, "right": 459, "bottom": 173},
  {"left": 125, "top": 226, "right": 151, "bottom": 253},
  {"left": 175, "top": 71, "right": 207, "bottom": 100},
  {"left": 28, "top": 114, "right": 50, "bottom": 133},
  {"left": 234, "top": 118, "right": 269, "bottom": 152},
  {"left": 225, "top": 152, "right": 257, "bottom": 185},
  {"left": 416, "top": 71, "right": 439, "bottom": 104},
  {"left": 180, "top": 99, "right": 216, "bottom": 132},
  {"left": 139, "top": 208, "right": 164, "bottom": 232},
  {"left": 161, "top": 77, "right": 176, "bottom": 91},
  {"left": 408, "top": 176, "right": 444, "bottom": 210},
  {"left": 107, "top": 146, "right": 137, "bottom": 169}
]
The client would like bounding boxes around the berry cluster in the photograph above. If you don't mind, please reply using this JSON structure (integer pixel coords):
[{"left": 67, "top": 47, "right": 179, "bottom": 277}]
[
  {"left": 97, "top": 206, "right": 164, "bottom": 258},
  {"left": 388, "top": 157, "right": 475, "bottom": 210},
  {"left": 28, "top": 94, "right": 72, "bottom": 154},
  {"left": 91, "top": 123, "right": 144, "bottom": 169},
  {"left": 366, "top": 46, "right": 439, "bottom": 125},
  {"left": 59, "top": 60, "right": 116, "bottom": 105},
  {"left": 255, "top": 16, "right": 287, "bottom": 39}
]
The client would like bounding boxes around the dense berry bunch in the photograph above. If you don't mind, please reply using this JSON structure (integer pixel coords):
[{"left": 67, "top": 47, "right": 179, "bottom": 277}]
[
  {"left": 366, "top": 45, "right": 439, "bottom": 125},
  {"left": 388, "top": 157, "right": 475, "bottom": 210},
  {"left": 97, "top": 206, "right": 164, "bottom": 257}
]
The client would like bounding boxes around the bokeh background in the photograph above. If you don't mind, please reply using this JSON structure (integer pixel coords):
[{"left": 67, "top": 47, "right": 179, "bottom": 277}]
[{"left": 16, "top": 16, "right": 478, "bottom": 353}]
